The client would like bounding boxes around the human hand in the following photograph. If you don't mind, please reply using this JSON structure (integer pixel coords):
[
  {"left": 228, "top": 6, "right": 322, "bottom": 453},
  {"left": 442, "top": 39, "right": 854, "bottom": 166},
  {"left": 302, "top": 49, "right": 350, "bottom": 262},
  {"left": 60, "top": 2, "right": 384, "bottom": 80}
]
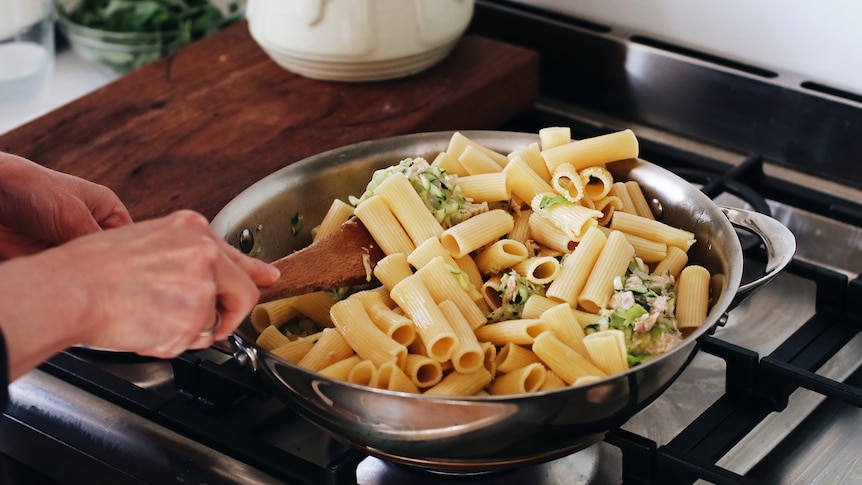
[
  {"left": 0, "top": 152, "right": 133, "bottom": 259},
  {"left": 0, "top": 210, "right": 281, "bottom": 377}
]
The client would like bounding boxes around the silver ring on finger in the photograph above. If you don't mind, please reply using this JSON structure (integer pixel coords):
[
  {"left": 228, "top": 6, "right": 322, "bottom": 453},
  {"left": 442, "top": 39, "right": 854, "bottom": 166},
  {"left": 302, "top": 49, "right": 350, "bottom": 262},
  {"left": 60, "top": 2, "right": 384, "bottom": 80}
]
[{"left": 198, "top": 312, "right": 222, "bottom": 338}]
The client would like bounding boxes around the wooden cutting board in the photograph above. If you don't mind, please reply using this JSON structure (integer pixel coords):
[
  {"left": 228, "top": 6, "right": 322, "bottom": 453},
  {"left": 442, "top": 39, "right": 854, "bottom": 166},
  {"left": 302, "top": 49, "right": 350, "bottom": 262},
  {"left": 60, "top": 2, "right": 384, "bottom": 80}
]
[{"left": 0, "top": 21, "right": 539, "bottom": 221}]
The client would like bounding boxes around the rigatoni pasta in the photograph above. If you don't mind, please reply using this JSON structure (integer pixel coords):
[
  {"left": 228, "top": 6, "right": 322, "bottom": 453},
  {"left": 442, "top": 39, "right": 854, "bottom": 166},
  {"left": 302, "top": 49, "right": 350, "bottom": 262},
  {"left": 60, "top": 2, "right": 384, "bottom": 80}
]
[
  {"left": 330, "top": 297, "right": 408, "bottom": 368},
  {"left": 353, "top": 194, "right": 415, "bottom": 256},
  {"left": 251, "top": 127, "right": 715, "bottom": 397},
  {"left": 313, "top": 199, "right": 354, "bottom": 242},
  {"left": 440, "top": 209, "right": 514, "bottom": 258},
  {"left": 541, "top": 128, "right": 639, "bottom": 172},
  {"left": 375, "top": 173, "right": 444, "bottom": 246},
  {"left": 675, "top": 265, "right": 711, "bottom": 328},
  {"left": 578, "top": 230, "right": 636, "bottom": 313}
]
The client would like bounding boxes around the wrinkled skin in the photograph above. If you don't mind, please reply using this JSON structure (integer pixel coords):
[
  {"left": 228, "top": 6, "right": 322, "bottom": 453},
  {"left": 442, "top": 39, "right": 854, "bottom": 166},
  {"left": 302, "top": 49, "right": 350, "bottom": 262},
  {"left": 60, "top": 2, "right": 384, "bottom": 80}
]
[{"left": 0, "top": 152, "right": 279, "bottom": 380}]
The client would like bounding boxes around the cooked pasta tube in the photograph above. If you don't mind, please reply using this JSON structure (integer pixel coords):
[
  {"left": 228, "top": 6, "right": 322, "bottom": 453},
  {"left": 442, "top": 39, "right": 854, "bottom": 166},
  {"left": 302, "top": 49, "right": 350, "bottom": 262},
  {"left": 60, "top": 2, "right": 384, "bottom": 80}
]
[
  {"left": 578, "top": 230, "right": 636, "bottom": 313},
  {"left": 652, "top": 245, "right": 689, "bottom": 279},
  {"left": 456, "top": 172, "right": 511, "bottom": 202},
  {"left": 424, "top": 368, "right": 494, "bottom": 396},
  {"left": 527, "top": 210, "right": 576, "bottom": 254},
  {"left": 580, "top": 166, "right": 614, "bottom": 201},
  {"left": 480, "top": 341, "right": 497, "bottom": 375},
  {"left": 573, "top": 375, "right": 603, "bottom": 387},
  {"left": 474, "top": 239, "right": 529, "bottom": 276},
  {"left": 458, "top": 145, "right": 504, "bottom": 174},
  {"left": 454, "top": 254, "right": 487, "bottom": 306},
  {"left": 408, "top": 236, "right": 459, "bottom": 271},
  {"left": 431, "top": 150, "right": 468, "bottom": 176},
  {"left": 446, "top": 131, "right": 509, "bottom": 167},
  {"left": 375, "top": 172, "right": 444, "bottom": 246},
  {"left": 509, "top": 142, "right": 550, "bottom": 181},
  {"left": 541, "top": 129, "right": 639, "bottom": 173},
  {"left": 270, "top": 336, "right": 317, "bottom": 364},
  {"left": 531, "top": 193, "right": 602, "bottom": 241},
  {"left": 312, "top": 199, "right": 354, "bottom": 242},
  {"left": 513, "top": 256, "right": 561, "bottom": 285},
  {"left": 594, "top": 195, "right": 622, "bottom": 226},
  {"left": 347, "top": 360, "right": 376, "bottom": 386},
  {"left": 438, "top": 301, "right": 484, "bottom": 374},
  {"left": 540, "top": 303, "right": 589, "bottom": 358},
  {"left": 583, "top": 329, "right": 629, "bottom": 375},
  {"left": 540, "top": 370, "right": 568, "bottom": 391},
  {"left": 474, "top": 318, "right": 549, "bottom": 346},
  {"left": 539, "top": 126, "right": 571, "bottom": 151},
  {"left": 521, "top": 294, "right": 558, "bottom": 319},
  {"left": 545, "top": 226, "right": 607, "bottom": 306},
  {"left": 610, "top": 211, "right": 696, "bottom": 250},
  {"left": 508, "top": 208, "right": 532, "bottom": 245},
  {"left": 251, "top": 298, "right": 300, "bottom": 333},
  {"left": 532, "top": 331, "right": 607, "bottom": 385},
  {"left": 318, "top": 355, "right": 362, "bottom": 380},
  {"left": 297, "top": 328, "right": 354, "bottom": 372},
  {"left": 503, "top": 155, "right": 555, "bottom": 204},
  {"left": 573, "top": 309, "right": 602, "bottom": 329},
  {"left": 481, "top": 275, "right": 503, "bottom": 310},
  {"left": 353, "top": 290, "right": 416, "bottom": 346},
  {"left": 330, "top": 297, "right": 408, "bottom": 368},
  {"left": 495, "top": 342, "right": 542, "bottom": 374},
  {"left": 596, "top": 226, "right": 667, "bottom": 263},
  {"left": 440, "top": 209, "right": 514, "bottom": 258},
  {"left": 415, "top": 256, "right": 486, "bottom": 330},
  {"left": 256, "top": 325, "right": 293, "bottom": 351},
  {"left": 624, "top": 180, "right": 655, "bottom": 219},
  {"left": 354, "top": 194, "right": 415, "bottom": 256},
  {"left": 404, "top": 353, "right": 444, "bottom": 388},
  {"left": 609, "top": 182, "right": 636, "bottom": 215},
  {"left": 390, "top": 274, "right": 458, "bottom": 362},
  {"left": 289, "top": 291, "right": 336, "bottom": 328},
  {"left": 676, "top": 264, "right": 711, "bottom": 328},
  {"left": 489, "top": 362, "right": 546, "bottom": 395},
  {"left": 373, "top": 253, "right": 414, "bottom": 291},
  {"left": 371, "top": 361, "right": 420, "bottom": 393},
  {"left": 551, "top": 162, "right": 585, "bottom": 202}
]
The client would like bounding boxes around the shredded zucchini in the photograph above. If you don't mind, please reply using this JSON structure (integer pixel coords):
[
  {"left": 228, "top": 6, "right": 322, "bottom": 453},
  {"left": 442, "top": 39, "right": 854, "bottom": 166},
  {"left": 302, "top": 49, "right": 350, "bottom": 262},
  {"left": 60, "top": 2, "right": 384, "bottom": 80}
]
[{"left": 349, "top": 157, "right": 486, "bottom": 228}]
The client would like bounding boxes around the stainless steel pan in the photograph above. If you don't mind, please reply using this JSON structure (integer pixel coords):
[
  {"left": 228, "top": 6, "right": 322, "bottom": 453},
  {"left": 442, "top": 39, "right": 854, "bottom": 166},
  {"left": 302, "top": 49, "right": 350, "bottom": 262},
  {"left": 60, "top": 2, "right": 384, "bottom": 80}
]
[{"left": 211, "top": 131, "right": 795, "bottom": 472}]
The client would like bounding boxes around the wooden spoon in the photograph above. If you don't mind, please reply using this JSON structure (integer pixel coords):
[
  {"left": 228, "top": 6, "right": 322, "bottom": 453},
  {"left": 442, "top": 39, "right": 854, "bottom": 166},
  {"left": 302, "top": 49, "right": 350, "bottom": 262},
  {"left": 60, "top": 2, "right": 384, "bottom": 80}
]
[{"left": 258, "top": 219, "right": 385, "bottom": 303}]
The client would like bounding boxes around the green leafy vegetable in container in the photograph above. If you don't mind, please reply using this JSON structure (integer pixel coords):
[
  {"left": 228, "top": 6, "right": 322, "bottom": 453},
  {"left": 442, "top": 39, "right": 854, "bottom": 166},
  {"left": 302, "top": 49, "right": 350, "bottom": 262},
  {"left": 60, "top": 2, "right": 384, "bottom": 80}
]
[{"left": 56, "top": 0, "right": 242, "bottom": 73}]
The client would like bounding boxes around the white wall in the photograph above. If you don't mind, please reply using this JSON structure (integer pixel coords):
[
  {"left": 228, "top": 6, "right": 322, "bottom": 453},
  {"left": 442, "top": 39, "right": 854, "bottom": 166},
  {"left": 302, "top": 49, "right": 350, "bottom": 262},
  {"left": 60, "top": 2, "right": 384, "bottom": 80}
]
[{"left": 510, "top": 0, "right": 862, "bottom": 95}]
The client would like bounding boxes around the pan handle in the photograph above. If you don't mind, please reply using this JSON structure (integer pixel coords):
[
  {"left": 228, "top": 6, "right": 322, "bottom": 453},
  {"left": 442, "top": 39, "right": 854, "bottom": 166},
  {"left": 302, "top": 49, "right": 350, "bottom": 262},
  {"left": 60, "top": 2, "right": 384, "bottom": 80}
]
[
  {"left": 721, "top": 206, "right": 796, "bottom": 307},
  {"left": 210, "top": 334, "right": 261, "bottom": 372}
]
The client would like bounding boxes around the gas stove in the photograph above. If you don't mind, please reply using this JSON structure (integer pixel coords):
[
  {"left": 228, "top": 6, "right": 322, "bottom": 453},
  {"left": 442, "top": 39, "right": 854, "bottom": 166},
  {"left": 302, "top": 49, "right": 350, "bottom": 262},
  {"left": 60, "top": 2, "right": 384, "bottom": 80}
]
[{"left": 2, "top": 2, "right": 862, "bottom": 484}]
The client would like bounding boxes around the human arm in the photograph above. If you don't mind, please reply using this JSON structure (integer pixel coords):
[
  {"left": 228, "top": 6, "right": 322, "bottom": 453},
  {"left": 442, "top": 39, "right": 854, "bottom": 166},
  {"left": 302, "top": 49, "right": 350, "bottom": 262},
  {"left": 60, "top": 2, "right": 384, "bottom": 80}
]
[{"left": 0, "top": 210, "right": 280, "bottom": 381}]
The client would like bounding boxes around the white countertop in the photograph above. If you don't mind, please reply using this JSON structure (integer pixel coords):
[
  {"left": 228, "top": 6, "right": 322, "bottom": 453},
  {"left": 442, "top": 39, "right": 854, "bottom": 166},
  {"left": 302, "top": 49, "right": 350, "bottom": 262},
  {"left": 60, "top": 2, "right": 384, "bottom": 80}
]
[{"left": 0, "top": 49, "right": 117, "bottom": 136}]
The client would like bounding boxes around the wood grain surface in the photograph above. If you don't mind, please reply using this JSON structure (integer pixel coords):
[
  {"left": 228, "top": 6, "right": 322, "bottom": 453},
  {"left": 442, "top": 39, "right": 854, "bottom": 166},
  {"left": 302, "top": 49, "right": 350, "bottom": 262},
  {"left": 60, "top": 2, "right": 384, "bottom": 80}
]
[{"left": 0, "top": 21, "right": 539, "bottom": 222}]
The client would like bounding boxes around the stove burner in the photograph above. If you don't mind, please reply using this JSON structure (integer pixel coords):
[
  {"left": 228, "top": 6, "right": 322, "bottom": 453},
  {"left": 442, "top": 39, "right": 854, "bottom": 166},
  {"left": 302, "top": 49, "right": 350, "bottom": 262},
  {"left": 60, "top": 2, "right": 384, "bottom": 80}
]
[{"left": 355, "top": 443, "right": 602, "bottom": 484}]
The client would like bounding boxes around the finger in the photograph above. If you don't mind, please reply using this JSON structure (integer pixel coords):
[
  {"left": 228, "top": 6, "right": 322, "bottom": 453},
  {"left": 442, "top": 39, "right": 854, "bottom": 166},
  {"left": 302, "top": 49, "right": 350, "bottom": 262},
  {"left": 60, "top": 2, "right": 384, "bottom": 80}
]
[
  {"left": 52, "top": 197, "right": 105, "bottom": 242},
  {"left": 87, "top": 187, "right": 134, "bottom": 229},
  {"left": 97, "top": 207, "right": 134, "bottom": 230},
  {"left": 214, "top": 235, "right": 281, "bottom": 286},
  {"left": 210, "top": 245, "right": 263, "bottom": 340}
]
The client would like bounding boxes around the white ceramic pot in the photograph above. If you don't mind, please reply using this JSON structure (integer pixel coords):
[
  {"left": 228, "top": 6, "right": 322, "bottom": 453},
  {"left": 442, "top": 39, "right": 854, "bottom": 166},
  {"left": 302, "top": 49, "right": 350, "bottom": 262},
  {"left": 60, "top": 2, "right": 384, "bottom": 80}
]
[{"left": 246, "top": 0, "right": 474, "bottom": 82}]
